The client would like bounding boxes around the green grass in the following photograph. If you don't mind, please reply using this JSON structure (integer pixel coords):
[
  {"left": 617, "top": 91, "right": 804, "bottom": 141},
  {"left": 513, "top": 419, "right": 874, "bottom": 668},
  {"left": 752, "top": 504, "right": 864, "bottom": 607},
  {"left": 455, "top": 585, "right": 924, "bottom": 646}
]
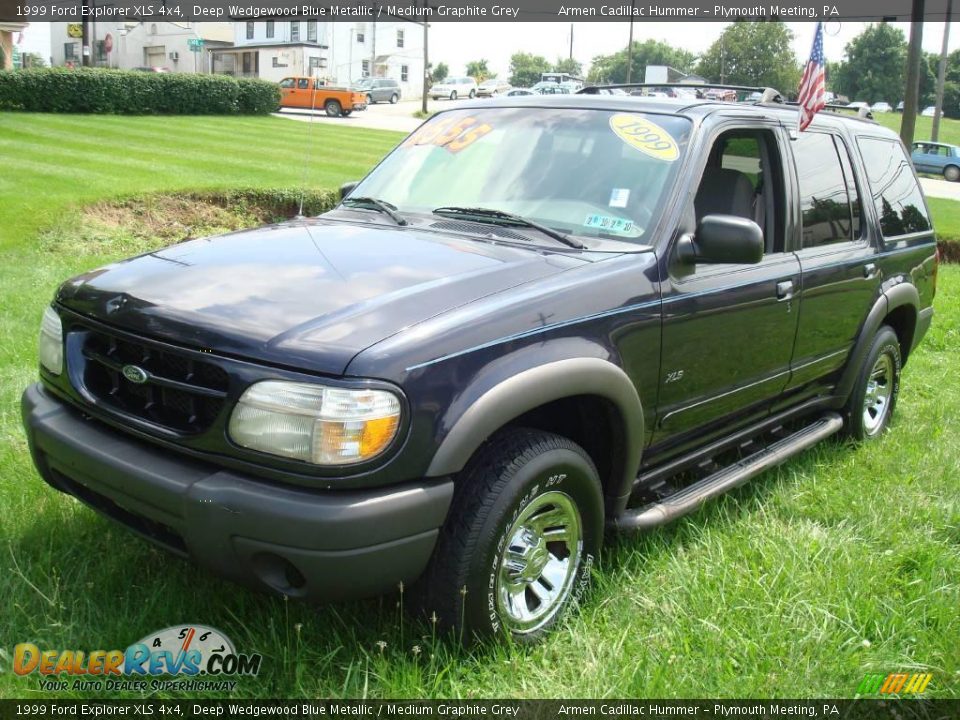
[
  {"left": 874, "top": 111, "right": 960, "bottom": 146},
  {"left": 0, "top": 113, "right": 958, "bottom": 700}
]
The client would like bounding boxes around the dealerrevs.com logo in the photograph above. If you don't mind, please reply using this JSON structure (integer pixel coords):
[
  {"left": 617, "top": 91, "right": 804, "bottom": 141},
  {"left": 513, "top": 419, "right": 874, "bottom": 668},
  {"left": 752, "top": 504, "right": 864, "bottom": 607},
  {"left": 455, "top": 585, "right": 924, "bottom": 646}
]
[{"left": 12, "top": 624, "right": 262, "bottom": 693}]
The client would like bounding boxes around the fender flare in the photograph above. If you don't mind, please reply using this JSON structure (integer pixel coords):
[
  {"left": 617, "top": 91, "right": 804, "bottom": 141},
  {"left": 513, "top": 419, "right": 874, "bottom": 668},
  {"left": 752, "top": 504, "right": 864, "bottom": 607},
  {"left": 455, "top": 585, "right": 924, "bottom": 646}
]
[
  {"left": 836, "top": 282, "right": 919, "bottom": 400},
  {"left": 425, "top": 358, "right": 644, "bottom": 507}
]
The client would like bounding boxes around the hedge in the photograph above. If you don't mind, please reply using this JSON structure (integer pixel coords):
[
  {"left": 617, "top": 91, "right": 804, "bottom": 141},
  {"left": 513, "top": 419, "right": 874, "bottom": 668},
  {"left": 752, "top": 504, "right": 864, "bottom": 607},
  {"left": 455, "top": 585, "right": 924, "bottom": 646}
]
[{"left": 0, "top": 68, "right": 280, "bottom": 115}]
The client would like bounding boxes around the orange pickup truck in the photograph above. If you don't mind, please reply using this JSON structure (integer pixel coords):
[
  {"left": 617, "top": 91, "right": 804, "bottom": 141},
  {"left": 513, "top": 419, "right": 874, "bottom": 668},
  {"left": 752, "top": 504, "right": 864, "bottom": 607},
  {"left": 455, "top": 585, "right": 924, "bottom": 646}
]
[{"left": 278, "top": 77, "right": 367, "bottom": 117}]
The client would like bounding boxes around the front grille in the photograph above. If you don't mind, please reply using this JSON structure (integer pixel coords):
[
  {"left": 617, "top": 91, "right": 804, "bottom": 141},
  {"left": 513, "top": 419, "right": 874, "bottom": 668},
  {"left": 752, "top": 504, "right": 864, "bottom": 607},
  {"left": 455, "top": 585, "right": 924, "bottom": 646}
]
[{"left": 80, "top": 328, "right": 229, "bottom": 434}]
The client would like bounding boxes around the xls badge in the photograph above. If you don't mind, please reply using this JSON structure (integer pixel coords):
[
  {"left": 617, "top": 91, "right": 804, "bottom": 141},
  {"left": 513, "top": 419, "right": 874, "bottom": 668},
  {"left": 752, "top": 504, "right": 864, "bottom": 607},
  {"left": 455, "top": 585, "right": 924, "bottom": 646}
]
[{"left": 12, "top": 624, "right": 262, "bottom": 693}]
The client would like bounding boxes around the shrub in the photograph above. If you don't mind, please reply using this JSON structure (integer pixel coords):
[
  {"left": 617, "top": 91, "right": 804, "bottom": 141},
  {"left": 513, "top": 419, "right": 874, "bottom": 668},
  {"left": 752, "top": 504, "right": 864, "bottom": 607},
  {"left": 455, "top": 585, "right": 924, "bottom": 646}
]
[
  {"left": 237, "top": 78, "right": 281, "bottom": 114},
  {"left": 0, "top": 68, "right": 279, "bottom": 115}
]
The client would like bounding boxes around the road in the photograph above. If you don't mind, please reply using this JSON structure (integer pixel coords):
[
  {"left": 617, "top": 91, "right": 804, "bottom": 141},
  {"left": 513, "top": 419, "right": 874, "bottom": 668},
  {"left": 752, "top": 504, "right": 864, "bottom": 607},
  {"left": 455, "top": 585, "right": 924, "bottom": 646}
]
[{"left": 275, "top": 103, "right": 960, "bottom": 204}]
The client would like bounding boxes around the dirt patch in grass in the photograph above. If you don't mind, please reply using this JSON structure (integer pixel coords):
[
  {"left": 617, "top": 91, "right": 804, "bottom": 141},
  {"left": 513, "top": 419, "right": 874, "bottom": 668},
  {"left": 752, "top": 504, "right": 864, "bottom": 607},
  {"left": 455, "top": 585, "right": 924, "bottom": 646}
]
[{"left": 39, "top": 187, "right": 338, "bottom": 257}]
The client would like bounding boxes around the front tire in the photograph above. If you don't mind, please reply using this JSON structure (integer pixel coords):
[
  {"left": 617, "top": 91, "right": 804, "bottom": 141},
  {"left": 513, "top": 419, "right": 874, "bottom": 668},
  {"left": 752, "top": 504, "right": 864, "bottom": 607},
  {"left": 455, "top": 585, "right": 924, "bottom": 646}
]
[
  {"left": 469, "top": 89, "right": 477, "bottom": 99},
  {"left": 944, "top": 165, "right": 960, "bottom": 182},
  {"left": 843, "top": 325, "right": 901, "bottom": 440},
  {"left": 390, "top": 93, "right": 399, "bottom": 104},
  {"left": 450, "top": 91, "right": 458, "bottom": 101},
  {"left": 415, "top": 429, "right": 602, "bottom": 643}
]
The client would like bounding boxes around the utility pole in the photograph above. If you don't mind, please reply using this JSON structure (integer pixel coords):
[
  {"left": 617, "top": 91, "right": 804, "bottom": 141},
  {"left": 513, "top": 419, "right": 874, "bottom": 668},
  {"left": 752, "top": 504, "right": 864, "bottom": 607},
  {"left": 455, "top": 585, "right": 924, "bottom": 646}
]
[
  {"left": 421, "top": 3, "right": 429, "bottom": 114},
  {"left": 81, "top": 0, "right": 91, "bottom": 67},
  {"left": 625, "top": 1, "right": 635, "bottom": 83},
  {"left": 900, "top": 0, "right": 925, "bottom": 147},
  {"left": 569, "top": 23, "right": 573, "bottom": 61},
  {"left": 932, "top": 0, "right": 952, "bottom": 142}
]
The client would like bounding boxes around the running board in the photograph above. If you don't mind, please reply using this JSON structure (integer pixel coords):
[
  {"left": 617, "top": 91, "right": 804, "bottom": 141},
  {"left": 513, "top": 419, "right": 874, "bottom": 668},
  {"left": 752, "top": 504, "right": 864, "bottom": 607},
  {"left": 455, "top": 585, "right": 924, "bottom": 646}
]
[{"left": 611, "top": 412, "right": 844, "bottom": 532}]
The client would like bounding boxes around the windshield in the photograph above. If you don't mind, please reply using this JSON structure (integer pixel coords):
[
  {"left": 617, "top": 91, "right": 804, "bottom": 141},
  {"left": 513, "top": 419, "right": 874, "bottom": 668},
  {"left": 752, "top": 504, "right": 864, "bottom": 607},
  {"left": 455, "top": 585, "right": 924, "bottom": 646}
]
[{"left": 350, "top": 107, "right": 690, "bottom": 243}]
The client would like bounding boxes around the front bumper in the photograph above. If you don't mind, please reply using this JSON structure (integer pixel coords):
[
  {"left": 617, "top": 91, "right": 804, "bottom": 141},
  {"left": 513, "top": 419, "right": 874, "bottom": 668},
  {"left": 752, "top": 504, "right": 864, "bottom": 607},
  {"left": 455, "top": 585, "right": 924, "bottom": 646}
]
[{"left": 22, "top": 383, "right": 453, "bottom": 601}]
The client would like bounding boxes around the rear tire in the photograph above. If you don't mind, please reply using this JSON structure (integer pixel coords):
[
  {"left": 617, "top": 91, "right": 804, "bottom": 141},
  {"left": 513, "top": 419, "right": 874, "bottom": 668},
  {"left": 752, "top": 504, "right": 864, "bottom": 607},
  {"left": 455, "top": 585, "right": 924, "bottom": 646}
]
[
  {"left": 469, "top": 89, "right": 477, "bottom": 99},
  {"left": 324, "top": 100, "right": 342, "bottom": 117},
  {"left": 843, "top": 325, "right": 901, "bottom": 440},
  {"left": 944, "top": 165, "right": 960, "bottom": 182},
  {"left": 390, "top": 93, "right": 399, "bottom": 104},
  {"left": 414, "top": 429, "right": 602, "bottom": 644},
  {"left": 450, "top": 91, "right": 458, "bottom": 101}
]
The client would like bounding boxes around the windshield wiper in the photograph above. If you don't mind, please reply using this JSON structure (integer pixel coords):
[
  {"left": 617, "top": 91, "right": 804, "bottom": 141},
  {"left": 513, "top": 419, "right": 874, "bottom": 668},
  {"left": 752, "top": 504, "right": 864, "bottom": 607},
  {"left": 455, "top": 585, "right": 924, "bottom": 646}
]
[
  {"left": 432, "top": 206, "right": 585, "bottom": 249},
  {"left": 342, "top": 196, "right": 408, "bottom": 226}
]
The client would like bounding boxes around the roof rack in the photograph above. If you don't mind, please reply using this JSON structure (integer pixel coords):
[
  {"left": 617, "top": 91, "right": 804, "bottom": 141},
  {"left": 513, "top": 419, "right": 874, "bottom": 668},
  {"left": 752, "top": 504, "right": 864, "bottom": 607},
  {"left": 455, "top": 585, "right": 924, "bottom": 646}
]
[{"left": 577, "top": 82, "right": 785, "bottom": 104}]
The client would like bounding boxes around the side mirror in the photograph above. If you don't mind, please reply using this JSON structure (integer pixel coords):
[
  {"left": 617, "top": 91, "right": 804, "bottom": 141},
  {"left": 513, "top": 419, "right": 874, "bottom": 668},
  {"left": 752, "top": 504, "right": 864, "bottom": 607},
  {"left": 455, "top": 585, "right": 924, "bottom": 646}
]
[
  {"left": 339, "top": 181, "right": 358, "bottom": 200},
  {"left": 677, "top": 214, "right": 764, "bottom": 265}
]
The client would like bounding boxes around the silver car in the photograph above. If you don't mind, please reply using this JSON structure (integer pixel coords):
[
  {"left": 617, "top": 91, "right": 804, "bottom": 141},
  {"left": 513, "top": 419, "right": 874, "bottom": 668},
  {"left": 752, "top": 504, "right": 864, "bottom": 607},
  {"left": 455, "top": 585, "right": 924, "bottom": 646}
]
[{"left": 354, "top": 78, "right": 401, "bottom": 104}]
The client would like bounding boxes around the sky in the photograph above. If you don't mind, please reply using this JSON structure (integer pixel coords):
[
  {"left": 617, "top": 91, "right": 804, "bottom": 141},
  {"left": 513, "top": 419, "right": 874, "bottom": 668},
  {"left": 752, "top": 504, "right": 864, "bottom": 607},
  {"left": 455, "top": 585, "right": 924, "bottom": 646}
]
[{"left": 15, "top": 20, "right": 960, "bottom": 78}]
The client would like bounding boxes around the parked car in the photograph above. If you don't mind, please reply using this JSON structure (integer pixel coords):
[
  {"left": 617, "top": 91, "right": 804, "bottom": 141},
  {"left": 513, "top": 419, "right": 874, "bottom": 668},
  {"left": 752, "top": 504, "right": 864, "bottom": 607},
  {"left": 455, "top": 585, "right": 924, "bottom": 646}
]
[
  {"left": 896, "top": 101, "right": 905, "bottom": 112},
  {"left": 530, "top": 81, "right": 570, "bottom": 95},
  {"left": 847, "top": 101, "right": 870, "bottom": 109},
  {"left": 24, "top": 88, "right": 937, "bottom": 644},
  {"left": 278, "top": 77, "right": 367, "bottom": 117},
  {"left": 430, "top": 77, "right": 477, "bottom": 100},
  {"left": 506, "top": 88, "right": 534, "bottom": 96},
  {"left": 911, "top": 140, "right": 960, "bottom": 181},
  {"left": 871, "top": 102, "right": 892, "bottom": 113},
  {"left": 477, "top": 78, "right": 511, "bottom": 97},
  {"left": 922, "top": 106, "right": 937, "bottom": 117},
  {"left": 132, "top": 66, "right": 169, "bottom": 73},
  {"left": 353, "top": 77, "right": 400, "bottom": 104}
]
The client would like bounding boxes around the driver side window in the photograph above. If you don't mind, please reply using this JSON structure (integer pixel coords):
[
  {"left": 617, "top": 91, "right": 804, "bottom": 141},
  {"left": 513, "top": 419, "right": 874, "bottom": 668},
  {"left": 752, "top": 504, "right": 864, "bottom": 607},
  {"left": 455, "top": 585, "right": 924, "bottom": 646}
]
[
  {"left": 279, "top": 78, "right": 295, "bottom": 89},
  {"left": 691, "top": 128, "right": 786, "bottom": 256}
]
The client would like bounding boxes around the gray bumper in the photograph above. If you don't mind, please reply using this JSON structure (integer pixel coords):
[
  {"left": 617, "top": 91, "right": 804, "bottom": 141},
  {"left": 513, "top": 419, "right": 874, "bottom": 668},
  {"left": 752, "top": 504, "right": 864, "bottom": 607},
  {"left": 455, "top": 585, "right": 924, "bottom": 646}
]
[{"left": 22, "top": 383, "right": 453, "bottom": 602}]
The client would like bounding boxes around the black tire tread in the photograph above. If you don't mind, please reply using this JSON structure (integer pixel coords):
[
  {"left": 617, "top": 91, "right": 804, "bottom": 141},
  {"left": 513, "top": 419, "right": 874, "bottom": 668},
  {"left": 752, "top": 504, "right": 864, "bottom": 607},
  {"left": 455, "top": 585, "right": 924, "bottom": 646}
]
[{"left": 414, "top": 428, "right": 596, "bottom": 632}]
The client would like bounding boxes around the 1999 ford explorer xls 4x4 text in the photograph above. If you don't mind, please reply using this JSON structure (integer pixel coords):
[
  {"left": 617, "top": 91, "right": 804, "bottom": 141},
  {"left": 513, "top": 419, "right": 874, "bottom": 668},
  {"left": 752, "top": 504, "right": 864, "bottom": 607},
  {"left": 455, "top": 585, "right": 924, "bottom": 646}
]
[{"left": 22, "top": 86, "right": 937, "bottom": 642}]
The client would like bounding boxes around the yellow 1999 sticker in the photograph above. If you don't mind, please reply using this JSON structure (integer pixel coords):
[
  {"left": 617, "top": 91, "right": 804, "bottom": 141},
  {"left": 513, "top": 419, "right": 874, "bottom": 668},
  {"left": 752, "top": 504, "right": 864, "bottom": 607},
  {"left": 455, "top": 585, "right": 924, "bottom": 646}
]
[{"left": 609, "top": 114, "right": 679, "bottom": 162}]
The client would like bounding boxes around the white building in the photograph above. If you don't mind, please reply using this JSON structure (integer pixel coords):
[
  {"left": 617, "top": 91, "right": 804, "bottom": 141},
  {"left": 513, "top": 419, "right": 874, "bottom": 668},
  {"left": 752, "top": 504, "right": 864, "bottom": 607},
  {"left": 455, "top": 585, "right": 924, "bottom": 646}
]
[
  {"left": 50, "top": 22, "right": 233, "bottom": 72},
  {"left": 212, "top": 21, "right": 425, "bottom": 98}
]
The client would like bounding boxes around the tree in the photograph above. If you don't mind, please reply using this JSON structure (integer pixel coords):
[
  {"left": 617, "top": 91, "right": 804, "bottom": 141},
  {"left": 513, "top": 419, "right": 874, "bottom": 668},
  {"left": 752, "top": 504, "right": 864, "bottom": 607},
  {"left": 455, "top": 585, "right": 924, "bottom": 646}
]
[
  {"left": 832, "top": 23, "right": 908, "bottom": 105},
  {"left": 587, "top": 40, "right": 695, "bottom": 84},
  {"left": 465, "top": 59, "right": 492, "bottom": 82},
  {"left": 554, "top": 57, "right": 582, "bottom": 77},
  {"left": 431, "top": 62, "right": 448, "bottom": 83},
  {"left": 509, "top": 52, "right": 551, "bottom": 88},
  {"left": 697, "top": 21, "right": 800, "bottom": 96},
  {"left": 22, "top": 52, "right": 47, "bottom": 68}
]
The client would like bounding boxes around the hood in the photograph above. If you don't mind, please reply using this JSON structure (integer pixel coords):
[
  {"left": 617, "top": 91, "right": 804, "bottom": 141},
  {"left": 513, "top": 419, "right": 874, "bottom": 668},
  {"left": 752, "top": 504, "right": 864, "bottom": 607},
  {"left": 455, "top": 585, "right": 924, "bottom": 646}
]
[{"left": 57, "top": 219, "right": 583, "bottom": 375}]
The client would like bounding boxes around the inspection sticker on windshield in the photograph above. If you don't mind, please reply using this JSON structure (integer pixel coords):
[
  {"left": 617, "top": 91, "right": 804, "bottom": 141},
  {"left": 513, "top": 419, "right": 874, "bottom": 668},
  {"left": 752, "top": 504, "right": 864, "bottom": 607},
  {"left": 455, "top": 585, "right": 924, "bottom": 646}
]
[
  {"left": 609, "top": 188, "right": 630, "bottom": 208},
  {"left": 584, "top": 213, "right": 634, "bottom": 233},
  {"left": 609, "top": 114, "right": 679, "bottom": 162}
]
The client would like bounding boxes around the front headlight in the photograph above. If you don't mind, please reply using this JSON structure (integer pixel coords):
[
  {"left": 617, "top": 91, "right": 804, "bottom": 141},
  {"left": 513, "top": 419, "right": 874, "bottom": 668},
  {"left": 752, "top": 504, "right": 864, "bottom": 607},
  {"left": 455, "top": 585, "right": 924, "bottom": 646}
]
[
  {"left": 228, "top": 380, "right": 401, "bottom": 466},
  {"left": 38, "top": 307, "right": 63, "bottom": 376}
]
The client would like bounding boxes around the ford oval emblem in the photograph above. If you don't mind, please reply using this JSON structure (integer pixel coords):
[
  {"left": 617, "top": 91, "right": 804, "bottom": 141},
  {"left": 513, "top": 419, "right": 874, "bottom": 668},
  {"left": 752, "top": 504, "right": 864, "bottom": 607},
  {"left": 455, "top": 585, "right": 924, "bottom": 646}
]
[{"left": 122, "top": 365, "right": 149, "bottom": 385}]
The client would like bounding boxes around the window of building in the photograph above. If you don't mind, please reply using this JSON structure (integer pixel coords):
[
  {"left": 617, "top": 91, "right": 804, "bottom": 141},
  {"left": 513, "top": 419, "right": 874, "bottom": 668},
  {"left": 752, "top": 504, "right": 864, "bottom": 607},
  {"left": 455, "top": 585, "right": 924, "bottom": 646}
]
[
  {"left": 361, "top": 59, "right": 370, "bottom": 76},
  {"left": 397, "top": 29, "right": 404, "bottom": 48},
  {"left": 401, "top": 65, "right": 408, "bottom": 82},
  {"left": 246, "top": 21, "right": 254, "bottom": 40},
  {"left": 858, "top": 137, "right": 931, "bottom": 238},
  {"left": 307, "top": 21, "right": 317, "bottom": 42},
  {"left": 266, "top": 21, "right": 275, "bottom": 39},
  {"left": 356, "top": 24, "right": 365, "bottom": 43},
  {"left": 272, "top": 56, "right": 289, "bottom": 68},
  {"left": 795, "top": 132, "right": 860, "bottom": 249},
  {"left": 64, "top": 43, "right": 77, "bottom": 61},
  {"left": 309, "top": 56, "right": 327, "bottom": 70},
  {"left": 290, "top": 22, "right": 299, "bottom": 42}
]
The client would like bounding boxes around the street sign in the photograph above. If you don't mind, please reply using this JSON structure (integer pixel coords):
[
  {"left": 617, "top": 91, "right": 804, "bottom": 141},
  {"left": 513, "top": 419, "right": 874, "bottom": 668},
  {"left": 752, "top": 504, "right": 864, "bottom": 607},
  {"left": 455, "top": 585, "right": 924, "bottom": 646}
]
[
  {"left": 188, "top": 39, "right": 205, "bottom": 51},
  {"left": 67, "top": 24, "right": 83, "bottom": 39}
]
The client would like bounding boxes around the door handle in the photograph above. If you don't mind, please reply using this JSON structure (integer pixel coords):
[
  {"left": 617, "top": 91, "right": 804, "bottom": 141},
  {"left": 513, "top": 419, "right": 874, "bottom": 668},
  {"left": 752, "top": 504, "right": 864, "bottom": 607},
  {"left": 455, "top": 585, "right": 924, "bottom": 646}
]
[
  {"left": 776, "top": 280, "right": 794, "bottom": 301},
  {"left": 864, "top": 262, "right": 879, "bottom": 279}
]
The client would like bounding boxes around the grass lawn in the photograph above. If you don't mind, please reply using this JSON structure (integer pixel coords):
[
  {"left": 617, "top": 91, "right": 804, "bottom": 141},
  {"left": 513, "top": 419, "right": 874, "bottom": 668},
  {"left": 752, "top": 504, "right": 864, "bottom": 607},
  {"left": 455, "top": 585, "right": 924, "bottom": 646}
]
[
  {"left": 0, "top": 113, "right": 958, "bottom": 700},
  {"left": 874, "top": 111, "right": 960, "bottom": 146}
]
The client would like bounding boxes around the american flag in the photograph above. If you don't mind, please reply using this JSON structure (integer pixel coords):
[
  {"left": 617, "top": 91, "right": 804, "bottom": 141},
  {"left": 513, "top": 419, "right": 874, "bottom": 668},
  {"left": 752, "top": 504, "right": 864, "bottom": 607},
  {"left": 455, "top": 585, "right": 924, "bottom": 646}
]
[{"left": 797, "top": 22, "right": 826, "bottom": 132}]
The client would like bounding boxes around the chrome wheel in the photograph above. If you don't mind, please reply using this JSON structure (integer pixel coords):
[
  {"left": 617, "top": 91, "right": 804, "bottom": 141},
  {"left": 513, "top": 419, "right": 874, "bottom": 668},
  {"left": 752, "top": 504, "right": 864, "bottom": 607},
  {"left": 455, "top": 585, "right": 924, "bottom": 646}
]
[
  {"left": 863, "top": 353, "right": 894, "bottom": 435},
  {"left": 495, "top": 491, "right": 582, "bottom": 635}
]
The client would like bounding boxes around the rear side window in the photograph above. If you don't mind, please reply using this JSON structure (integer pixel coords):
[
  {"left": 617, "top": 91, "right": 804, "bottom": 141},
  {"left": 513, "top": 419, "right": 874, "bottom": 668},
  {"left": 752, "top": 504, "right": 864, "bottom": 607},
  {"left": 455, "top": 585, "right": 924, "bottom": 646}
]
[
  {"left": 858, "top": 137, "right": 931, "bottom": 237},
  {"left": 795, "top": 132, "right": 857, "bottom": 248}
]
